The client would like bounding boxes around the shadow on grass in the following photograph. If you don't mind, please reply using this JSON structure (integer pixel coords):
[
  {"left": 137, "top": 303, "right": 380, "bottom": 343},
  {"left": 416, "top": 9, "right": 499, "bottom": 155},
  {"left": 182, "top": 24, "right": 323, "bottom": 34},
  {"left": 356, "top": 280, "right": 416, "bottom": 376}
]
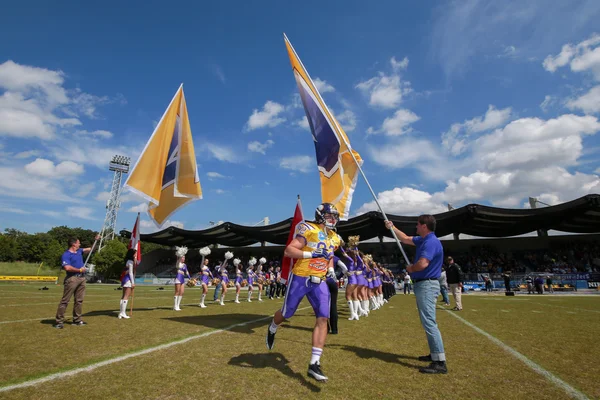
[
  {"left": 228, "top": 352, "right": 321, "bottom": 393},
  {"left": 329, "top": 344, "right": 422, "bottom": 370},
  {"left": 162, "top": 313, "right": 271, "bottom": 334},
  {"left": 82, "top": 308, "right": 165, "bottom": 317}
]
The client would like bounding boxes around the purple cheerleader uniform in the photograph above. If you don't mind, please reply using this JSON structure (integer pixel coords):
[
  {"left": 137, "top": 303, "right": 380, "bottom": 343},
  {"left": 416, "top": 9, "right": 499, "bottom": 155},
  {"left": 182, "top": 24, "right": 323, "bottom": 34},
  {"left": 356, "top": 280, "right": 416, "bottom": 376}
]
[
  {"left": 235, "top": 269, "right": 243, "bottom": 286},
  {"left": 220, "top": 266, "right": 230, "bottom": 284},
  {"left": 201, "top": 266, "right": 212, "bottom": 285},
  {"left": 247, "top": 269, "right": 255, "bottom": 286},
  {"left": 343, "top": 255, "right": 358, "bottom": 285},
  {"left": 175, "top": 263, "right": 188, "bottom": 284},
  {"left": 355, "top": 256, "right": 369, "bottom": 287}
]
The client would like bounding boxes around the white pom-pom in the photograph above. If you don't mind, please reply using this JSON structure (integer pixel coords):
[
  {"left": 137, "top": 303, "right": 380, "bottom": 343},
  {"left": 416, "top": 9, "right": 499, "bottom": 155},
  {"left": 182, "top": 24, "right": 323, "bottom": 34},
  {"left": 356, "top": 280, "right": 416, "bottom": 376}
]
[
  {"left": 259, "top": 257, "right": 266, "bottom": 265},
  {"left": 233, "top": 258, "right": 241, "bottom": 267},
  {"left": 224, "top": 251, "right": 234, "bottom": 260},
  {"left": 248, "top": 257, "right": 257, "bottom": 266},
  {"left": 199, "top": 247, "right": 211, "bottom": 256},
  {"left": 175, "top": 246, "right": 188, "bottom": 258}
]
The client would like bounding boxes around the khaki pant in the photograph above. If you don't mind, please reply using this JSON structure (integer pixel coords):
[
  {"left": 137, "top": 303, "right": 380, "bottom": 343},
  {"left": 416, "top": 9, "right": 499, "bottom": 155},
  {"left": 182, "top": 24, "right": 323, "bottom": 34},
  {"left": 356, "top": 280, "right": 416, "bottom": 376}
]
[
  {"left": 55, "top": 276, "right": 86, "bottom": 324},
  {"left": 449, "top": 283, "right": 462, "bottom": 310}
]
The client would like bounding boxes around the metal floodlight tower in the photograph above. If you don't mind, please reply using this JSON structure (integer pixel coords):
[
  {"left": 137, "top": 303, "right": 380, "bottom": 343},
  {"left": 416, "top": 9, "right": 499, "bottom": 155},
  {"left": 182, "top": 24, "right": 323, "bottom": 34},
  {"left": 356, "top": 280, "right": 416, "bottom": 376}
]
[{"left": 99, "top": 155, "right": 131, "bottom": 250}]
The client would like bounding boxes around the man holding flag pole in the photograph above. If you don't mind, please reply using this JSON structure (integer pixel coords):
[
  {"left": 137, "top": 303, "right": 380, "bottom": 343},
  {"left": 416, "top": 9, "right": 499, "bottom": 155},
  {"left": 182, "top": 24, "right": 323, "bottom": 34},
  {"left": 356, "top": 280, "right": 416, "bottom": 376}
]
[{"left": 282, "top": 34, "right": 447, "bottom": 375}]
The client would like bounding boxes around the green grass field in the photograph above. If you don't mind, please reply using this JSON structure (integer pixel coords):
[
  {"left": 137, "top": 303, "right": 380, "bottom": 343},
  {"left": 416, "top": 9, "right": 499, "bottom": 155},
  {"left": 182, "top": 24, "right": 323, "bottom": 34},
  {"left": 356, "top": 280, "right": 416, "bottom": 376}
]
[
  {"left": 0, "top": 283, "right": 599, "bottom": 399},
  {"left": 0, "top": 262, "right": 61, "bottom": 276}
]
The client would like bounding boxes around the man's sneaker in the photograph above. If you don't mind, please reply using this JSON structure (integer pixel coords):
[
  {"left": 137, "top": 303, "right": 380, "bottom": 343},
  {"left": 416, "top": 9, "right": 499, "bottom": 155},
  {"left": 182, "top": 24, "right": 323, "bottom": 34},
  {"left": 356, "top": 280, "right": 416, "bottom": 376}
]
[
  {"left": 72, "top": 321, "right": 87, "bottom": 326},
  {"left": 418, "top": 354, "right": 432, "bottom": 362},
  {"left": 266, "top": 327, "right": 276, "bottom": 350},
  {"left": 53, "top": 323, "right": 63, "bottom": 329},
  {"left": 307, "top": 362, "right": 328, "bottom": 381},
  {"left": 419, "top": 361, "right": 448, "bottom": 374},
  {"left": 452, "top": 306, "right": 461, "bottom": 311}
]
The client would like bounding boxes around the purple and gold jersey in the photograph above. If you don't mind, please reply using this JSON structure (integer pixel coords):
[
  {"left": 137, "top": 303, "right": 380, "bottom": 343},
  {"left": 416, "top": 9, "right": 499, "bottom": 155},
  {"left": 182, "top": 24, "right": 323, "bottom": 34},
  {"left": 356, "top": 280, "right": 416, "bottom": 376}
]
[{"left": 292, "top": 221, "right": 336, "bottom": 278}]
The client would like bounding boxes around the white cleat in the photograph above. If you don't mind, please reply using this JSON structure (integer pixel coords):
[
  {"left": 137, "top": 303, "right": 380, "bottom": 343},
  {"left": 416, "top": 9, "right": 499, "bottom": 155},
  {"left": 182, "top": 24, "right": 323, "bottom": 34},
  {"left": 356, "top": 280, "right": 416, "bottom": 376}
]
[
  {"left": 235, "top": 300, "right": 240, "bottom": 304},
  {"left": 220, "top": 301, "right": 225, "bottom": 306},
  {"left": 248, "top": 299, "right": 252, "bottom": 302},
  {"left": 118, "top": 313, "right": 130, "bottom": 319},
  {"left": 199, "top": 304, "right": 207, "bottom": 308}
]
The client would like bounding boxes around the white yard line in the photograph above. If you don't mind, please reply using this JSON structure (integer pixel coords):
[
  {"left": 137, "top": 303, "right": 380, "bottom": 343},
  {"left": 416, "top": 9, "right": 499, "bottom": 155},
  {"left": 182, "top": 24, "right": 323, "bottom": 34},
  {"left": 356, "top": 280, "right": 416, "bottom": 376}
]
[
  {"left": 444, "top": 310, "right": 590, "bottom": 400},
  {"left": 0, "top": 306, "right": 311, "bottom": 393}
]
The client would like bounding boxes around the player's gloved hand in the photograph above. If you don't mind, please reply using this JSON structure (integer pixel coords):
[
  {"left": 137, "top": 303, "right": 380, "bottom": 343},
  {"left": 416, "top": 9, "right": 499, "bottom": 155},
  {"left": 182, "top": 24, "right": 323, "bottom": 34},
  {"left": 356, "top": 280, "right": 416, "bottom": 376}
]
[
  {"left": 326, "top": 267, "right": 337, "bottom": 280},
  {"left": 303, "top": 248, "right": 330, "bottom": 260}
]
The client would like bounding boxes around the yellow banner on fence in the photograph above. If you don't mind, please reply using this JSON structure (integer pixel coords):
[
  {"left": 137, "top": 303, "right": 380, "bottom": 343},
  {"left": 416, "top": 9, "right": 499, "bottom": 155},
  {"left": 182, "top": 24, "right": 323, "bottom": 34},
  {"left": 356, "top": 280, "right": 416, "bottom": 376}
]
[{"left": 0, "top": 276, "right": 58, "bottom": 282}]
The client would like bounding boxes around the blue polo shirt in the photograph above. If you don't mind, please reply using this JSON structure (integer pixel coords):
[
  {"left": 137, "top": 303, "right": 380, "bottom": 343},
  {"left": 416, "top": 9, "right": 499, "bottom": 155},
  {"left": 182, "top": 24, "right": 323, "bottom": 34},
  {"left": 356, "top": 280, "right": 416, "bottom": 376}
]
[
  {"left": 410, "top": 233, "right": 443, "bottom": 281},
  {"left": 62, "top": 249, "right": 84, "bottom": 278}
]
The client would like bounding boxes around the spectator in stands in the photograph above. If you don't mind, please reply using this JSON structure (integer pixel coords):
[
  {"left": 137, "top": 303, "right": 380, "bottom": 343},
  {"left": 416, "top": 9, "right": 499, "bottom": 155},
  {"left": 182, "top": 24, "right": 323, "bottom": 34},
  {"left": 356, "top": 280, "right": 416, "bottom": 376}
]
[
  {"left": 546, "top": 275, "right": 554, "bottom": 293},
  {"left": 403, "top": 273, "right": 412, "bottom": 295},
  {"left": 503, "top": 272, "right": 512, "bottom": 292},
  {"left": 534, "top": 276, "right": 544, "bottom": 294},
  {"left": 445, "top": 257, "right": 463, "bottom": 311},
  {"left": 525, "top": 275, "right": 534, "bottom": 294}
]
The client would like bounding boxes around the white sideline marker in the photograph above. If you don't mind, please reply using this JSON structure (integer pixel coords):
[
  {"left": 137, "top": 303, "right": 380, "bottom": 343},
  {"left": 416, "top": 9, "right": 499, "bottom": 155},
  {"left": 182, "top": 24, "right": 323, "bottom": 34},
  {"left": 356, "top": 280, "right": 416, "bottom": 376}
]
[{"left": 445, "top": 310, "right": 590, "bottom": 400}]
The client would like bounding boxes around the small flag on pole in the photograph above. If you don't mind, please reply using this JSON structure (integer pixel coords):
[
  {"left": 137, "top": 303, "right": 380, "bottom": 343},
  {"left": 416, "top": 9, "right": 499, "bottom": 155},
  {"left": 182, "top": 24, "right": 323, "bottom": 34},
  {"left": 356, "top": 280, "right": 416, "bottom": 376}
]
[
  {"left": 129, "top": 213, "right": 142, "bottom": 265},
  {"left": 284, "top": 34, "right": 363, "bottom": 220},
  {"left": 280, "top": 196, "right": 304, "bottom": 284},
  {"left": 124, "top": 84, "right": 202, "bottom": 226}
]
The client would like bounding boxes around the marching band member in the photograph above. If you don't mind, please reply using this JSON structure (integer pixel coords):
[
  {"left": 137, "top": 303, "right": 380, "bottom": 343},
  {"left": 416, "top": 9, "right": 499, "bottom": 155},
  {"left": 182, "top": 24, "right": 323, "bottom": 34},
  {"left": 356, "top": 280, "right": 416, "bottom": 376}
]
[
  {"left": 234, "top": 258, "right": 243, "bottom": 303},
  {"left": 266, "top": 203, "right": 339, "bottom": 382},
  {"left": 173, "top": 247, "right": 190, "bottom": 311},
  {"left": 118, "top": 248, "right": 137, "bottom": 319}
]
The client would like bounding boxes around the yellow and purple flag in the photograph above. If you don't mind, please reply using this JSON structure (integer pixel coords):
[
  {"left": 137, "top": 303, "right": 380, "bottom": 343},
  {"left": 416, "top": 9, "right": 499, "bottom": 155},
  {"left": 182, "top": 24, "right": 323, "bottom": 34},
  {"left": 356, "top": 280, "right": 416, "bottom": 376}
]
[
  {"left": 124, "top": 84, "right": 202, "bottom": 226},
  {"left": 284, "top": 34, "right": 363, "bottom": 220}
]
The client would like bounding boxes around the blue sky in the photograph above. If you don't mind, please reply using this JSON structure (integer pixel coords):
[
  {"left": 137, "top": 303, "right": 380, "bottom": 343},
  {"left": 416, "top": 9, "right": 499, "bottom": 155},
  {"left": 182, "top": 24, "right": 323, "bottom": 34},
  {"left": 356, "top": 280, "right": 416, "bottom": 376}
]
[{"left": 1, "top": 0, "right": 600, "bottom": 235}]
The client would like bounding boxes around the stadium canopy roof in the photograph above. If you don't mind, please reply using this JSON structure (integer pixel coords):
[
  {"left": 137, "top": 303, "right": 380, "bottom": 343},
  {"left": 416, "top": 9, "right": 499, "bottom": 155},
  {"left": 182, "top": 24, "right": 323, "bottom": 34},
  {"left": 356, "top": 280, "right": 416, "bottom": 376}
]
[{"left": 125, "top": 194, "right": 600, "bottom": 247}]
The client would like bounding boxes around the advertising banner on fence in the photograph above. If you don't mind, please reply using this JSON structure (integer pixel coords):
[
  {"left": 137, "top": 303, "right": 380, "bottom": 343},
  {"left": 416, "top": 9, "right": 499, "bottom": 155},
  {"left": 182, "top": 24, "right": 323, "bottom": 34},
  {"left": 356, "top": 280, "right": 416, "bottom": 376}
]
[{"left": 0, "top": 276, "right": 58, "bottom": 282}]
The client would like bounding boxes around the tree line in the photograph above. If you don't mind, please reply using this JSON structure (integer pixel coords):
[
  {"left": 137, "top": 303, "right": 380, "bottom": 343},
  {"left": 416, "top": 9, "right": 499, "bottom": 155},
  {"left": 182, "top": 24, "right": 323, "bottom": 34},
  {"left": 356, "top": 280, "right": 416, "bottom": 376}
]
[{"left": 0, "top": 226, "right": 166, "bottom": 279}]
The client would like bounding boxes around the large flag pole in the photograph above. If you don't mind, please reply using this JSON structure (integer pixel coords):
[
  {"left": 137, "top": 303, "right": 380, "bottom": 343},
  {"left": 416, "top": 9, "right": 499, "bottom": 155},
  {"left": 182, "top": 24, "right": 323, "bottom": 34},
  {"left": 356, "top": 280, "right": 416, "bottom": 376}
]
[{"left": 283, "top": 34, "right": 411, "bottom": 266}]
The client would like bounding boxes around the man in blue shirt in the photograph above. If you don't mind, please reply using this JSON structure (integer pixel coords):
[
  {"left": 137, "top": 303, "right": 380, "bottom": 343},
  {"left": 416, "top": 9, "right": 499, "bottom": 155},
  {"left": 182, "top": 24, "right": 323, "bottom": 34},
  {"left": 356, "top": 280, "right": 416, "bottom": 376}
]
[
  {"left": 53, "top": 235, "right": 98, "bottom": 329},
  {"left": 385, "top": 215, "right": 447, "bottom": 374}
]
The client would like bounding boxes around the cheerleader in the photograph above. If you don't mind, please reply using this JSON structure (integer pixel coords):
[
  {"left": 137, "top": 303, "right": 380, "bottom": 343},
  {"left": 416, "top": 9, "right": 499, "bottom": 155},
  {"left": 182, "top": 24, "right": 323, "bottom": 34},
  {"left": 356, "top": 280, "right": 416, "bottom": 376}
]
[
  {"left": 339, "top": 246, "right": 361, "bottom": 321},
  {"left": 233, "top": 258, "right": 243, "bottom": 303},
  {"left": 118, "top": 248, "right": 136, "bottom": 319},
  {"left": 355, "top": 251, "right": 370, "bottom": 316},
  {"left": 247, "top": 258, "right": 257, "bottom": 302},
  {"left": 173, "top": 247, "right": 190, "bottom": 311},
  {"left": 218, "top": 251, "right": 233, "bottom": 305},
  {"left": 256, "top": 259, "right": 266, "bottom": 302},
  {"left": 198, "top": 247, "right": 212, "bottom": 308}
]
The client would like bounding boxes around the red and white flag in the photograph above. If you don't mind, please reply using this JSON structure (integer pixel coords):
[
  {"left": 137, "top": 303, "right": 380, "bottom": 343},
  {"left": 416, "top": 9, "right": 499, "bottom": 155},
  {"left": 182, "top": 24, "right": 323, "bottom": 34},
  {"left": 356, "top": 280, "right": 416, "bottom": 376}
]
[
  {"left": 280, "top": 196, "right": 304, "bottom": 284},
  {"left": 129, "top": 213, "right": 142, "bottom": 265}
]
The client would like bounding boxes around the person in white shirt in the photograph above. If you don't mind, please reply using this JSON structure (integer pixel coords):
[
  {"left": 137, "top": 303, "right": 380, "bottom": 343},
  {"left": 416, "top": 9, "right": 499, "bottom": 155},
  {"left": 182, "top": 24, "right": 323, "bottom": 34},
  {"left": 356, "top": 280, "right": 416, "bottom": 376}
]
[{"left": 404, "top": 273, "right": 412, "bottom": 295}]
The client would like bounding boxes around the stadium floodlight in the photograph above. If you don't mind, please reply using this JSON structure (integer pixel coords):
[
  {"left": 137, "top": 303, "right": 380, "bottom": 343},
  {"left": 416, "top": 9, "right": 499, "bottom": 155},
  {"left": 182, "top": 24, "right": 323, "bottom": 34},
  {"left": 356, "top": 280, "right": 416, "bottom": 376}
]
[{"left": 109, "top": 155, "right": 131, "bottom": 173}]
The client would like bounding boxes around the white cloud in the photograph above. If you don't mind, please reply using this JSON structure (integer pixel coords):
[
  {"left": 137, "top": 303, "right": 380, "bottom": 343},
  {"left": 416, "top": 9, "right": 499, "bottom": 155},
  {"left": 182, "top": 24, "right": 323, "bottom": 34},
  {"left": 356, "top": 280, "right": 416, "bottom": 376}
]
[
  {"left": 543, "top": 33, "right": 600, "bottom": 80},
  {"left": 0, "top": 61, "right": 116, "bottom": 140},
  {"left": 566, "top": 85, "right": 600, "bottom": 114},
  {"left": 498, "top": 45, "right": 517, "bottom": 58},
  {"left": 442, "top": 105, "right": 512, "bottom": 155},
  {"left": 0, "top": 205, "right": 31, "bottom": 215},
  {"left": 214, "top": 189, "right": 226, "bottom": 194},
  {"left": 473, "top": 114, "right": 600, "bottom": 171},
  {"left": 336, "top": 110, "right": 357, "bottom": 132},
  {"left": 212, "top": 64, "right": 226, "bottom": 84},
  {"left": 356, "top": 73, "right": 410, "bottom": 109},
  {"left": 431, "top": 1, "right": 600, "bottom": 78},
  {"left": 246, "top": 101, "right": 286, "bottom": 130},
  {"left": 41, "top": 210, "right": 62, "bottom": 218},
  {"left": 127, "top": 203, "right": 148, "bottom": 213},
  {"left": 295, "top": 117, "right": 310, "bottom": 130},
  {"left": 95, "top": 190, "right": 142, "bottom": 203},
  {"left": 66, "top": 206, "right": 97, "bottom": 220},
  {"left": 369, "top": 109, "right": 420, "bottom": 136},
  {"left": 13, "top": 150, "right": 40, "bottom": 159},
  {"left": 24, "top": 158, "right": 84, "bottom": 178},
  {"left": 390, "top": 56, "right": 409, "bottom": 71},
  {"left": 206, "top": 171, "right": 228, "bottom": 180},
  {"left": 313, "top": 78, "right": 335, "bottom": 93},
  {"left": 356, "top": 187, "right": 447, "bottom": 216},
  {"left": 75, "top": 182, "right": 95, "bottom": 198},
  {"left": 75, "top": 129, "right": 113, "bottom": 139},
  {"left": 203, "top": 143, "right": 238, "bottom": 162},
  {"left": 0, "top": 165, "right": 77, "bottom": 202},
  {"left": 140, "top": 219, "right": 184, "bottom": 234},
  {"left": 279, "top": 155, "right": 313, "bottom": 173},
  {"left": 540, "top": 95, "right": 556, "bottom": 113},
  {"left": 51, "top": 142, "right": 140, "bottom": 170},
  {"left": 248, "top": 139, "right": 274, "bottom": 155}
]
